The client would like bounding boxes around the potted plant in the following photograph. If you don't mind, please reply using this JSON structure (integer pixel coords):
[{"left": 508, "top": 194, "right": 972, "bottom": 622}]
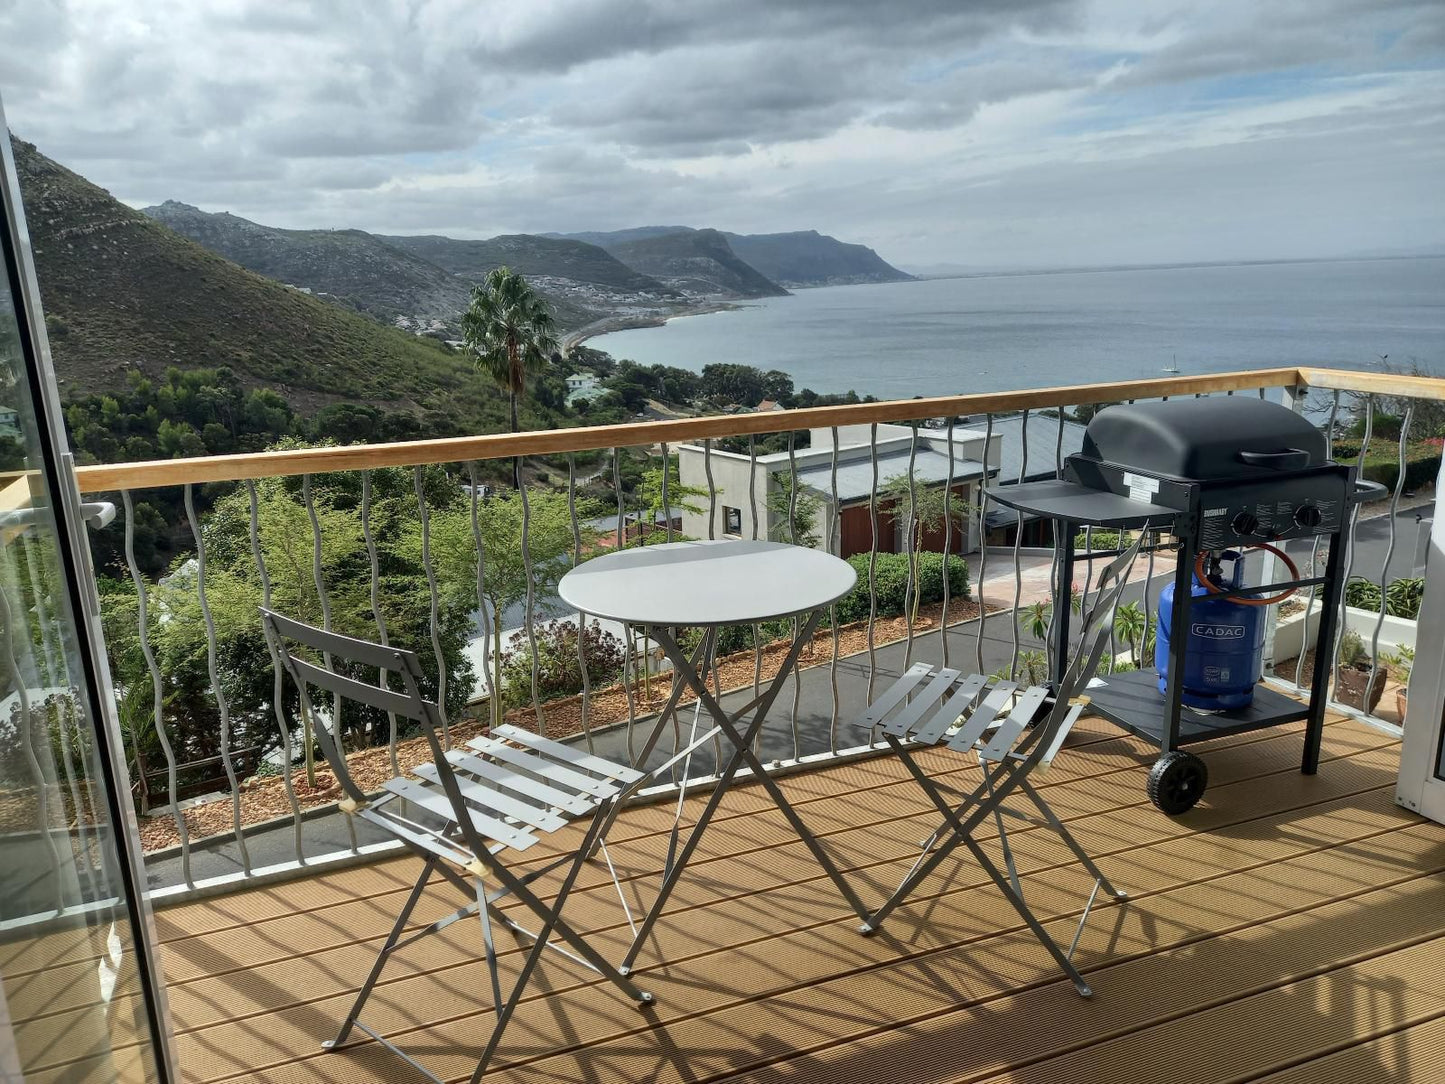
[
  {"left": 1334, "top": 628, "right": 1387, "bottom": 714},
  {"left": 1384, "top": 645, "right": 1414, "bottom": 721}
]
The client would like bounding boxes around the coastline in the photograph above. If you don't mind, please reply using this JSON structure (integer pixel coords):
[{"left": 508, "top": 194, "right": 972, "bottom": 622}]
[{"left": 563, "top": 300, "right": 739, "bottom": 351}]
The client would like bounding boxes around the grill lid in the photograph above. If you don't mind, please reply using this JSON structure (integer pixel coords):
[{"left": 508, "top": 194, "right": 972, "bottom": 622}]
[{"left": 1079, "top": 398, "right": 1328, "bottom": 480}]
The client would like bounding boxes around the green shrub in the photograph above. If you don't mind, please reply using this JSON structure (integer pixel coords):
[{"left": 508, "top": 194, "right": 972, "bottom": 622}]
[
  {"left": 1345, "top": 575, "right": 1425, "bottom": 619},
  {"left": 1073, "top": 529, "right": 1131, "bottom": 551},
  {"left": 501, "top": 620, "right": 626, "bottom": 708},
  {"left": 835, "top": 551, "right": 970, "bottom": 624}
]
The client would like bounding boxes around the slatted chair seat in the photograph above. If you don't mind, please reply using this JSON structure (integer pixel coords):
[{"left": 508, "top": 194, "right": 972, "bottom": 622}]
[
  {"left": 845, "top": 537, "right": 1144, "bottom": 999},
  {"left": 260, "top": 609, "right": 657, "bottom": 1084}
]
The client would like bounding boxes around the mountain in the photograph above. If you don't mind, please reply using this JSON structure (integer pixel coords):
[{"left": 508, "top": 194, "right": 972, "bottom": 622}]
[
  {"left": 550, "top": 226, "right": 695, "bottom": 248},
  {"left": 11, "top": 137, "right": 509, "bottom": 427},
  {"left": 721, "top": 230, "right": 913, "bottom": 287},
  {"left": 142, "top": 201, "right": 474, "bottom": 330},
  {"left": 600, "top": 229, "right": 788, "bottom": 299},
  {"left": 380, "top": 232, "right": 679, "bottom": 311}
]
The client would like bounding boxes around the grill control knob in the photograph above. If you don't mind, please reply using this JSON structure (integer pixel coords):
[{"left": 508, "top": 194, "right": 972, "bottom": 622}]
[
  {"left": 1294, "top": 504, "right": 1323, "bottom": 530},
  {"left": 1231, "top": 512, "right": 1260, "bottom": 538}
]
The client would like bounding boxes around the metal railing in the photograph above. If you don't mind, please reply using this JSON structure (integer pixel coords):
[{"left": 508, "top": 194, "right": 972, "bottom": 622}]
[{"left": 19, "top": 365, "right": 1437, "bottom": 904}]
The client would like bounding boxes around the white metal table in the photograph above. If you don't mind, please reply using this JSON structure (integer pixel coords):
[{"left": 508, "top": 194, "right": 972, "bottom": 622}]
[{"left": 558, "top": 539, "right": 870, "bottom": 970}]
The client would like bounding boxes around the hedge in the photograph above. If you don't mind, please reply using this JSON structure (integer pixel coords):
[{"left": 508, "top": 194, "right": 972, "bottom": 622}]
[
  {"left": 1333, "top": 437, "right": 1442, "bottom": 494},
  {"left": 673, "top": 551, "right": 970, "bottom": 661},
  {"left": 835, "top": 551, "right": 970, "bottom": 624}
]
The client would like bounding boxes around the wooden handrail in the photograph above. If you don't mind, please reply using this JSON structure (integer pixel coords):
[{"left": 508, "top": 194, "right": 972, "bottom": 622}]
[{"left": 69, "top": 365, "right": 1443, "bottom": 495}]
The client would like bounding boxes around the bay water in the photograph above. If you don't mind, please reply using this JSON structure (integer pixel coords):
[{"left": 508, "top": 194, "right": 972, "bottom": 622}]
[{"left": 588, "top": 256, "right": 1445, "bottom": 400}]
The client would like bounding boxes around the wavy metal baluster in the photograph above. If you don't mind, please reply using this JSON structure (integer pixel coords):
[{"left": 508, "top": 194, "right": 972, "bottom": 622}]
[
  {"left": 614, "top": 449, "right": 636, "bottom": 762},
  {"left": 412, "top": 467, "right": 450, "bottom": 747},
  {"left": 1043, "top": 410, "right": 1067, "bottom": 666},
  {"left": 0, "top": 570, "right": 64, "bottom": 910},
  {"left": 1367, "top": 403, "right": 1413, "bottom": 710},
  {"left": 903, "top": 424, "right": 919, "bottom": 669},
  {"left": 749, "top": 434, "right": 762, "bottom": 708},
  {"left": 22, "top": 538, "right": 100, "bottom": 899},
  {"left": 975, "top": 413, "right": 993, "bottom": 676},
  {"left": 358, "top": 472, "right": 399, "bottom": 774},
  {"left": 788, "top": 430, "right": 802, "bottom": 760},
  {"left": 468, "top": 463, "right": 495, "bottom": 725},
  {"left": 661, "top": 441, "right": 673, "bottom": 544},
  {"left": 247, "top": 480, "right": 305, "bottom": 863},
  {"left": 1294, "top": 392, "right": 1341, "bottom": 689},
  {"left": 828, "top": 426, "right": 842, "bottom": 752},
  {"left": 185, "top": 483, "right": 251, "bottom": 872},
  {"left": 1332, "top": 397, "right": 1372, "bottom": 700},
  {"left": 704, "top": 438, "right": 716, "bottom": 541},
  {"left": 567, "top": 455, "right": 594, "bottom": 754},
  {"left": 121, "top": 491, "right": 191, "bottom": 885},
  {"left": 516, "top": 462, "right": 545, "bottom": 738},
  {"left": 867, "top": 423, "right": 880, "bottom": 700},
  {"left": 940, "top": 421, "right": 955, "bottom": 668},
  {"left": 1008, "top": 409, "right": 1030, "bottom": 678},
  {"left": 302, "top": 474, "right": 340, "bottom": 777}
]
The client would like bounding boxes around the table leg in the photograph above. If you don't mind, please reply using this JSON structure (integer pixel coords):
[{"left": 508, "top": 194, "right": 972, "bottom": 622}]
[
  {"left": 639, "top": 617, "right": 872, "bottom": 947},
  {"left": 618, "top": 614, "right": 834, "bottom": 971}
]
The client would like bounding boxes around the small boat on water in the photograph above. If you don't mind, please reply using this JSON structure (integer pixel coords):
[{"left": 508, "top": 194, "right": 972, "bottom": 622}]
[{"left": 1162, "top": 354, "right": 1180, "bottom": 374}]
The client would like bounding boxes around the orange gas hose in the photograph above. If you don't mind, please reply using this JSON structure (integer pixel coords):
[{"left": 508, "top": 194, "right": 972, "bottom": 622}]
[{"left": 1193, "top": 543, "right": 1299, "bottom": 607}]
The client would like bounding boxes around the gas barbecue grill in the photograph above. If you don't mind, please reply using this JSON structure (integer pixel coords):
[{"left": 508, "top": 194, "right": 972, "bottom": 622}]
[{"left": 987, "top": 396, "right": 1376, "bottom": 814}]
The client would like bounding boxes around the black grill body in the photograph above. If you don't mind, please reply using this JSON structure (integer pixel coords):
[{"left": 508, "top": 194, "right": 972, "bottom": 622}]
[
  {"left": 1067, "top": 398, "right": 1355, "bottom": 549},
  {"left": 984, "top": 396, "right": 1362, "bottom": 813}
]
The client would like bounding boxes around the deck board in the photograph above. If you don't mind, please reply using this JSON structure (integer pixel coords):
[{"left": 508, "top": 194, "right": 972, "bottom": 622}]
[{"left": 20, "top": 713, "right": 1445, "bottom": 1083}]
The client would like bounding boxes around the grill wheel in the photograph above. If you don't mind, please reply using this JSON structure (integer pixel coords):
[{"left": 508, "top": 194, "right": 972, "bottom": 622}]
[{"left": 1148, "top": 750, "right": 1209, "bottom": 815}]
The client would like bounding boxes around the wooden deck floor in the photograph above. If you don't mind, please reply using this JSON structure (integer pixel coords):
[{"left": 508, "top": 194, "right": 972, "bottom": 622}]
[{"left": 13, "top": 711, "right": 1445, "bottom": 1083}]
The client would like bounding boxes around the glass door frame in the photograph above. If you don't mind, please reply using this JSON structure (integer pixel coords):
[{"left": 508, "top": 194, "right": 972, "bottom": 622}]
[
  {"left": 1395, "top": 456, "right": 1445, "bottom": 825},
  {"left": 1, "top": 104, "right": 179, "bottom": 1080}
]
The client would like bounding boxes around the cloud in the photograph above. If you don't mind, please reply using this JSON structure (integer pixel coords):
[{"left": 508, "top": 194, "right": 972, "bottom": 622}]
[{"left": 1, "top": 0, "right": 1441, "bottom": 264}]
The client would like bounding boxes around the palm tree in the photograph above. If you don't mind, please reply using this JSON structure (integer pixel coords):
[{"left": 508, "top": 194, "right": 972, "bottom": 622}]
[{"left": 461, "top": 266, "right": 558, "bottom": 484}]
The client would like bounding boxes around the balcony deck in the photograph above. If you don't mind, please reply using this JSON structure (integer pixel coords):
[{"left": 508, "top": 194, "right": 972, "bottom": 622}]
[{"left": 16, "top": 709, "right": 1443, "bottom": 1083}]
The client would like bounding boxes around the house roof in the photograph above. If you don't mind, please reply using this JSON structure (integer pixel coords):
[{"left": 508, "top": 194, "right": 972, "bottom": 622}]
[
  {"left": 975, "top": 412, "right": 1088, "bottom": 484},
  {"left": 796, "top": 448, "right": 988, "bottom": 504}
]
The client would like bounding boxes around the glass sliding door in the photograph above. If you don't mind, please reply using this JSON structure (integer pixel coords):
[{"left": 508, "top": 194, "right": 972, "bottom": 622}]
[{"left": 0, "top": 102, "right": 175, "bottom": 1080}]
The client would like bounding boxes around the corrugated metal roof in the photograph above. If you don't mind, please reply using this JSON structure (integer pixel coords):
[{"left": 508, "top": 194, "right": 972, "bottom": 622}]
[{"left": 796, "top": 448, "right": 987, "bottom": 503}]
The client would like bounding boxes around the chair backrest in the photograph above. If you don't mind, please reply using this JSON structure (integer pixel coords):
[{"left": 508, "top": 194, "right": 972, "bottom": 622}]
[
  {"left": 259, "top": 608, "right": 493, "bottom": 856},
  {"left": 1014, "top": 529, "right": 1146, "bottom": 766}
]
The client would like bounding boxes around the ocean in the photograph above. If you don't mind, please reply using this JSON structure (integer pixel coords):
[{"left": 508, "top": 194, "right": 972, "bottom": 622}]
[{"left": 587, "top": 256, "right": 1445, "bottom": 401}]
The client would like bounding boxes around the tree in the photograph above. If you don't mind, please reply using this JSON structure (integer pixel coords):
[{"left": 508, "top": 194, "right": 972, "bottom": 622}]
[
  {"left": 637, "top": 456, "right": 706, "bottom": 544},
  {"left": 424, "top": 489, "right": 592, "bottom": 728},
  {"left": 766, "top": 473, "right": 822, "bottom": 548},
  {"left": 461, "top": 266, "right": 559, "bottom": 484}
]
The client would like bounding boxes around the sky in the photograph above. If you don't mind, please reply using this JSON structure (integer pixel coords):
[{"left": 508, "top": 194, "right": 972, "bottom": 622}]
[{"left": 1, "top": 0, "right": 1442, "bottom": 270}]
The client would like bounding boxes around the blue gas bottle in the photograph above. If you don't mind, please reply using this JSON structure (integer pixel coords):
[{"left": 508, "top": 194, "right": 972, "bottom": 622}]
[{"left": 1155, "top": 551, "right": 1266, "bottom": 711}]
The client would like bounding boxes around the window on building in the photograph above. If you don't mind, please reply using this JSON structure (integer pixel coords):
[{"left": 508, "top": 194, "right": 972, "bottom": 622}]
[{"left": 723, "top": 505, "right": 742, "bottom": 536}]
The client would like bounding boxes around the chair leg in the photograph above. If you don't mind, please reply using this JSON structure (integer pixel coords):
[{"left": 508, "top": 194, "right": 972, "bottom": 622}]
[
  {"left": 1018, "top": 779, "right": 1127, "bottom": 900},
  {"left": 326, "top": 854, "right": 438, "bottom": 1049},
  {"left": 468, "top": 812, "right": 653, "bottom": 1083},
  {"left": 965, "top": 838, "right": 1093, "bottom": 998}
]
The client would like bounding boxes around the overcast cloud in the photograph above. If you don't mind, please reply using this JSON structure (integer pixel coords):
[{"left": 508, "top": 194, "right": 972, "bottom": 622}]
[{"left": 1, "top": 0, "right": 1441, "bottom": 267}]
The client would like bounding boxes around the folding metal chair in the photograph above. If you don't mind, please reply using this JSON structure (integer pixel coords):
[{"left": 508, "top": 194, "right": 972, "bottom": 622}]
[
  {"left": 846, "top": 537, "right": 1143, "bottom": 998},
  {"left": 260, "top": 609, "right": 658, "bottom": 1084}
]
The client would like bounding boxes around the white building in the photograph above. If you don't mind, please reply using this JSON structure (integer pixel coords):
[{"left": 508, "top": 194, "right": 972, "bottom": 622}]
[
  {"left": 565, "top": 373, "right": 603, "bottom": 405},
  {"left": 677, "top": 422, "right": 1001, "bottom": 558}
]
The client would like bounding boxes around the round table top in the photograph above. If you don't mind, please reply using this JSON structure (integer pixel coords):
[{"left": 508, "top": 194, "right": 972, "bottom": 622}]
[{"left": 557, "top": 540, "right": 857, "bottom": 627}]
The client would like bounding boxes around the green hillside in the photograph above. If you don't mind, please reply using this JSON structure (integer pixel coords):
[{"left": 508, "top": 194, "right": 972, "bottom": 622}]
[
  {"left": 604, "top": 229, "right": 789, "bottom": 299},
  {"left": 12, "top": 137, "right": 510, "bottom": 430},
  {"left": 722, "top": 230, "right": 914, "bottom": 287},
  {"left": 382, "top": 233, "right": 677, "bottom": 301},
  {"left": 142, "top": 201, "right": 474, "bottom": 328}
]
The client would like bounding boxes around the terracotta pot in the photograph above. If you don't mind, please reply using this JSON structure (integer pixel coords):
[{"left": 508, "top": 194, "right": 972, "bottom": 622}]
[
  {"left": 1396, "top": 688, "right": 1408, "bottom": 723},
  {"left": 1335, "top": 665, "right": 1387, "bottom": 714}
]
